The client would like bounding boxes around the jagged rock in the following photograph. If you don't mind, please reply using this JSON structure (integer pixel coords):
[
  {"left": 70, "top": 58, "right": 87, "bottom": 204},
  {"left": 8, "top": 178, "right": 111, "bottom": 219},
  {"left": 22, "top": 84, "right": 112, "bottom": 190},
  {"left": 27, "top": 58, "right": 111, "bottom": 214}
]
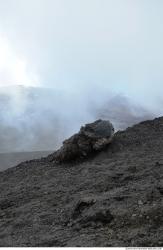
[
  {"left": 71, "top": 197, "right": 113, "bottom": 226},
  {"left": 49, "top": 119, "right": 114, "bottom": 163}
]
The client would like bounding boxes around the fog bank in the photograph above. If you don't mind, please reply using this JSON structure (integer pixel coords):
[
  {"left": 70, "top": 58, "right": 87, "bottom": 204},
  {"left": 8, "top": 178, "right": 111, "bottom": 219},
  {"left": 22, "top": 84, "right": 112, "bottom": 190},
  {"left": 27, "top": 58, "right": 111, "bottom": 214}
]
[{"left": 0, "top": 85, "right": 154, "bottom": 153}]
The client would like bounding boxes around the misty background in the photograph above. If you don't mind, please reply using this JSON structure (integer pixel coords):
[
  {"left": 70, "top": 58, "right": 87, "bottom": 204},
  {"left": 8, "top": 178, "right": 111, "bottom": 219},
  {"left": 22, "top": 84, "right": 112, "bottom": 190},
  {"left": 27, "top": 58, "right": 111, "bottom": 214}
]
[{"left": 0, "top": 0, "right": 162, "bottom": 153}]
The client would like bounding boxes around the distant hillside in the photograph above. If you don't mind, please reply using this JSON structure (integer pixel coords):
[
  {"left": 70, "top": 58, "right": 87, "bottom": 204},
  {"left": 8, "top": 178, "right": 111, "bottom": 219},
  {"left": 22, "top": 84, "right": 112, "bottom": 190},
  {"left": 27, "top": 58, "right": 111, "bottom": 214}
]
[
  {"left": 0, "top": 117, "right": 163, "bottom": 246},
  {"left": 93, "top": 95, "right": 153, "bottom": 130},
  {"left": 0, "top": 151, "right": 52, "bottom": 171}
]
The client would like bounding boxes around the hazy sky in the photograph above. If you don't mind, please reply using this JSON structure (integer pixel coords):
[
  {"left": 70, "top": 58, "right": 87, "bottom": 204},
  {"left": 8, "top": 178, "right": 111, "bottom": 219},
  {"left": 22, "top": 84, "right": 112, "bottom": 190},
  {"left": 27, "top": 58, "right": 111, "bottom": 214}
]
[{"left": 0, "top": 0, "right": 163, "bottom": 113}]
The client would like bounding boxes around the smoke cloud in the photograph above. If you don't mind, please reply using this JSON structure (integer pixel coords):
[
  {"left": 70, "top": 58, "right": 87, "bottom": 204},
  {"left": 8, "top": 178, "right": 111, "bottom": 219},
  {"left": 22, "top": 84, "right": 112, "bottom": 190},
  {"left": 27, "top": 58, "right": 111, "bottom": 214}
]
[
  {"left": 0, "top": 85, "right": 154, "bottom": 152},
  {"left": 0, "top": 0, "right": 162, "bottom": 152}
]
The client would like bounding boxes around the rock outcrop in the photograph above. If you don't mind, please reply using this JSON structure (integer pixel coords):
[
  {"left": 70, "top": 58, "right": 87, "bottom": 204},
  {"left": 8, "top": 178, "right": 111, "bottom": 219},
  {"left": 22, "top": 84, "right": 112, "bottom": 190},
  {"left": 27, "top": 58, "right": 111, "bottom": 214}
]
[{"left": 49, "top": 119, "right": 114, "bottom": 163}]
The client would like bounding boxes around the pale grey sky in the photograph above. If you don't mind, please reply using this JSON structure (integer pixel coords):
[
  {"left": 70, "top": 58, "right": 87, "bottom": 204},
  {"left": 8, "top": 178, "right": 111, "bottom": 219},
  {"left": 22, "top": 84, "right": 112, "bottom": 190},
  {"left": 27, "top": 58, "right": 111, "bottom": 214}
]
[{"left": 0, "top": 0, "right": 163, "bottom": 113}]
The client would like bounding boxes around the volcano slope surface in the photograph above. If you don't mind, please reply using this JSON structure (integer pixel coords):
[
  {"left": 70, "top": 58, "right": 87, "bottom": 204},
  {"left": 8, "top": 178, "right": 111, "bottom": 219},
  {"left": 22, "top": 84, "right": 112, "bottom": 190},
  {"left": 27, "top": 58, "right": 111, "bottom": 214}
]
[{"left": 0, "top": 117, "right": 163, "bottom": 247}]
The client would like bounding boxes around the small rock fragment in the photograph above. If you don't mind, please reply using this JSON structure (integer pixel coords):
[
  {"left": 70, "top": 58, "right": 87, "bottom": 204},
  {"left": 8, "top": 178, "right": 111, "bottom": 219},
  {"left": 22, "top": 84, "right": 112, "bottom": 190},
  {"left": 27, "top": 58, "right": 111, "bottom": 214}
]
[{"left": 138, "top": 200, "right": 143, "bottom": 205}]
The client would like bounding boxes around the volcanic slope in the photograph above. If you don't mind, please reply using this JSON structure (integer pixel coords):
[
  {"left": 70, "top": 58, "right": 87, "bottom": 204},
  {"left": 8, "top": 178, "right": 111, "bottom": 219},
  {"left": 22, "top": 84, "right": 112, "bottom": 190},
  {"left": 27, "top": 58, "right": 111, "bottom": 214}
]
[{"left": 0, "top": 117, "right": 163, "bottom": 247}]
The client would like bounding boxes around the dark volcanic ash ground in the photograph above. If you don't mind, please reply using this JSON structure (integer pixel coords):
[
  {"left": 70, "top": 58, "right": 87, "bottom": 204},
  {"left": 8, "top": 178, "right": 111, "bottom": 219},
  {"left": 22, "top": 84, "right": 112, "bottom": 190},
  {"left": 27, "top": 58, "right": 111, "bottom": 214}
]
[{"left": 0, "top": 117, "right": 163, "bottom": 247}]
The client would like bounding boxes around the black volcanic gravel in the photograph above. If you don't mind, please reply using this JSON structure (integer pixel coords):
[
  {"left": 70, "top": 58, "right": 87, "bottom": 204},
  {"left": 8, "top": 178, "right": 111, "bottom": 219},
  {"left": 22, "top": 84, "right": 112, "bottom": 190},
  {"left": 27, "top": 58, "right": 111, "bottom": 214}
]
[{"left": 0, "top": 117, "right": 163, "bottom": 247}]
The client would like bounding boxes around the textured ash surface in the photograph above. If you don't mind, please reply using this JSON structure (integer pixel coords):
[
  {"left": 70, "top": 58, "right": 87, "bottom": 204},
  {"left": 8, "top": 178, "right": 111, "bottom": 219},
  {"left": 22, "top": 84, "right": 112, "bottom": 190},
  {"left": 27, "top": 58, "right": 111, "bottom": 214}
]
[{"left": 0, "top": 117, "right": 163, "bottom": 246}]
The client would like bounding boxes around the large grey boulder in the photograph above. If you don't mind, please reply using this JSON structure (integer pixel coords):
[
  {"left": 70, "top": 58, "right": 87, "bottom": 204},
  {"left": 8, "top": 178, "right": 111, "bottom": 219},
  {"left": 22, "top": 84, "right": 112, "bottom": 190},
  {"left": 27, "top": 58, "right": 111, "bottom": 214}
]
[{"left": 49, "top": 119, "right": 114, "bottom": 163}]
